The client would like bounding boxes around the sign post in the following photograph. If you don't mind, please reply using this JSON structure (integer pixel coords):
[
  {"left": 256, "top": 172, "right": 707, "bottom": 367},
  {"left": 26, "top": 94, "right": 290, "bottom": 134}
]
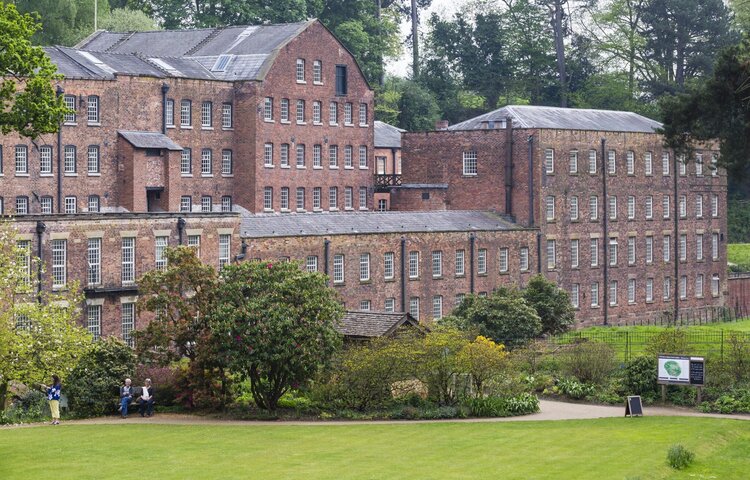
[{"left": 657, "top": 355, "right": 705, "bottom": 405}]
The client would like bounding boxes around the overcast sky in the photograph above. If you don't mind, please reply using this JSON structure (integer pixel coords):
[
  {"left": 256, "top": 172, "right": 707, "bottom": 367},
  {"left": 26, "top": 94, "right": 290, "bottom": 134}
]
[{"left": 386, "top": 0, "right": 470, "bottom": 76}]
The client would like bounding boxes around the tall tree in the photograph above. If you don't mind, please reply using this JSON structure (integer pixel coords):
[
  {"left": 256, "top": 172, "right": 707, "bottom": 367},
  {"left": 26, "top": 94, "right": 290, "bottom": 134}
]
[
  {"left": 537, "top": 0, "right": 569, "bottom": 106},
  {"left": 99, "top": 7, "right": 159, "bottom": 32},
  {"left": 14, "top": 0, "right": 109, "bottom": 46},
  {"left": 375, "top": 76, "right": 440, "bottom": 130}
]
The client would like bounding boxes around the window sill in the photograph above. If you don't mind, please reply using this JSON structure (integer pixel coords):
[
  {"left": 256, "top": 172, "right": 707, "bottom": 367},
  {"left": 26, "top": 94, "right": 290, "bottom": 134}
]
[
  {"left": 344, "top": 207, "right": 354, "bottom": 211},
  {"left": 201, "top": 174, "right": 214, "bottom": 178},
  {"left": 88, "top": 173, "right": 101, "bottom": 177},
  {"left": 313, "top": 81, "right": 324, "bottom": 86},
  {"left": 40, "top": 173, "right": 53, "bottom": 177},
  {"left": 181, "top": 174, "right": 193, "bottom": 178},
  {"left": 329, "top": 122, "right": 339, "bottom": 127},
  {"left": 590, "top": 305, "right": 601, "bottom": 309},
  {"left": 297, "top": 121, "right": 307, "bottom": 126},
  {"left": 477, "top": 273, "right": 488, "bottom": 277},
  {"left": 222, "top": 174, "right": 234, "bottom": 178},
  {"left": 280, "top": 120, "right": 291, "bottom": 125},
  {"left": 64, "top": 122, "right": 77, "bottom": 127},
  {"left": 329, "top": 208, "right": 339, "bottom": 212},
  {"left": 329, "top": 166, "right": 339, "bottom": 170},
  {"left": 359, "top": 207, "right": 368, "bottom": 211},
  {"left": 201, "top": 126, "right": 214, "bottom": 131},
  {"left": 359, "top": 123, "right": 369, "bottom": 128},
  {"left": 296, "top": 166, "right": 306, "bottom": 170},
  {"left": 15, "top": 173, "right": 30, "bottom": 177},
  {"left": 359, "top": 280, "right": 372, "bottom": 285},
  {"left": 167, "top": 125, "right": 176, "bottom": 129},
  {"left": 344, "top": 123, "right": 354, "bottom": 127},
  {"left": 462, "top": 174, "right": 478, "bottom": 178},
  {"left": 264, "top": 120, "right": 275, "bottom": 124},
  {"left": 181, "top": 125, "right": 193, "bottom": 129},
  {"left": 313, "top": 122, "right": 323, "bottom": 126},
  {"left": 222, "top": 127, "right": 234, "bottom": 131},
  {"left": 281, "top": 209, "right": 291, "bottom": 213},
  {"left": 344, "top": 166, "right": 354, "bottom": 170},
  {"left": 297, "top": 80, "right": 307, "bottom": 85},
  {"left": 313, "top": 208, "right": 323, "bottom": 212},
  {"left": 280, "top": 165, "right": 291, "bottom": 169},
  {"left": 64, "top": 173, "right": 78, "bottom": 177},
  {"left": 264, "top": 208, "right": 274, "bottom": 213},
  {"left": 88, "top": 122, "right": 101, "bottom": 127},
  {"left": 313, "top": 166, "right": 323, "bottom": 170},
  {"left": 359, "top": 166, "right": 369, "bottom": 170}
]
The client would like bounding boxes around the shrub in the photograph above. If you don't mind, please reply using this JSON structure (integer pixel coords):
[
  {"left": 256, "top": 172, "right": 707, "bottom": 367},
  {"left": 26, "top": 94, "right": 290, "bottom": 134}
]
[
  {"left": 134, "top": 364, "right": 181, "bottom": 407},
  {"left": 667, "top": 444, "right": 695, "bottom": 469},
  {"left": 555, "top": 378, "right": 596, "bottom": 399},
  {"left": 456, "top": 336, "right": 507, "bottom": 397},
  {"left": 645, "top": 329, "right": 689, "bottom": 357},
  {"left": 725, "top": 333, "right": 750, "bottom": 384},
  {"left": 623, "top": 356, "right": 658, "bottom": 397},
  {"left": 0, "top": 390, "right": 48, "bottom": 424},
  {"left": 560, "top": 341, "right": 618, "bottom": 385},
  {"left": 464, "top": 393, "right": 539, "bottom": 417},
  {"left": 522, "top": 274, "right": 575, "bottom": 335},
  {"left": 65, "top": 337, "right": 136, "bottom": 417}
]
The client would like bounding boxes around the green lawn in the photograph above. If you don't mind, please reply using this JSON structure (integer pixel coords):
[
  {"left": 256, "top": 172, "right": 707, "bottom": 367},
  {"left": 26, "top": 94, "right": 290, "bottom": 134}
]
[
  {"left": 579, "top": 318, "right": 750, "bottom": 334},
  {"left": 728, "top": 243, "right": 750, "bottom": 269},
  {"left": 2, "top": 417, "right": 750, "bottom": 479}
]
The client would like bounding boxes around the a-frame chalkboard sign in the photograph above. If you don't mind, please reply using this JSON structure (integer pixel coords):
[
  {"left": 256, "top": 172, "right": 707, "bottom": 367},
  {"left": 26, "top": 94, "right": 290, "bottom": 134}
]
[{"left": 625, "top": 396, "right": 643, "bottom": 417}]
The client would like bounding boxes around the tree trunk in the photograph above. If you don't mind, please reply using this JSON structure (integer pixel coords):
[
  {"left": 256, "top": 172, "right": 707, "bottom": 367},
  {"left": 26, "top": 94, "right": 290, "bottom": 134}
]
[
  {"left": 412, "top": 0, "right": 420, "bottom": 79},
  {"left": 0, "top": 381, "right": 7, "bottom": 412},
  {"left": 550, "top": 1, "right": 567, "bottom": 107}
]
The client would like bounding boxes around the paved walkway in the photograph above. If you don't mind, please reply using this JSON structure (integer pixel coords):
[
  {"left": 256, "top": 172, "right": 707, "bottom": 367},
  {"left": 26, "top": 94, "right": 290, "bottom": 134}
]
[{"left": 5, "top": 399, "right": 748, "bottom": 429}]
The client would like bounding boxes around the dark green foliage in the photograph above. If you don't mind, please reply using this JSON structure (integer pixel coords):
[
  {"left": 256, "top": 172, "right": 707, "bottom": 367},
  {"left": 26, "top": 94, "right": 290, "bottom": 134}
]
[
  {"left": 623, "top": 356, "right": 658, "bottom": 396},
  {"left": 15, "top": 0, "right": 109, "bottom": 46},
  {"left": 464, "top": 393, "right": 539, "bottom": 417},
  {"left": 555, "top": 377, "right": 597, "bottom": 400},
  {"left": 522, "top": 274, "right": 575, "bottom": 335},
  {"left": 666, "top": 444, "right": 695, "bottom": 469},
  {"left": 728, "top": 197, "right": 750, "bottom": 243},
  {"left": 560, "top": 341, "right": 618, "bottom": 385},
  {"left": 375, "top": 76, "right": 440, "bottom": 131},
  {"left": 644, "top": 328, "right": 690, "bottom": 356},
  {"left": 65, "top": 337, "right": 136, "bottom": 417},
  {"left": 0, "top": 390, "right": 48, "bottom": 425}
]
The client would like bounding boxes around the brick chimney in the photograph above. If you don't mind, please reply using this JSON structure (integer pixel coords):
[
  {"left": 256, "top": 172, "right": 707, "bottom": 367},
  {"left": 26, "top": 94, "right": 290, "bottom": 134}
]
[{"left": 435, "top": 120, "right": 449, "bottom": 130}]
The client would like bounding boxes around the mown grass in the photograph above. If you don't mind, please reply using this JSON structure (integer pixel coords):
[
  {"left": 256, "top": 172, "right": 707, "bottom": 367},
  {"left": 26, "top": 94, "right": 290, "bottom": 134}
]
[
  {"left": 579, "top": 318, "right": 750, "bottom": 334},
  {"left": 728, "top": 243, "right": 750, "bottom": 269},
  {"left": 1, "top": 417, "right": 749, "bottom": 479}
]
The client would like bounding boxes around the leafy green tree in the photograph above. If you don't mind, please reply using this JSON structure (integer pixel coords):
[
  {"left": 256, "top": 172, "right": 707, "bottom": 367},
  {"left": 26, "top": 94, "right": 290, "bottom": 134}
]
[
  {"left": 375, "top": 76, "right": 440, "bottom": 131},
  {"left": 15, "top": 0, "right": 109, "bottom": 46},
  {"left": 0, "top": 222, "right": 91, "bottom": 411},
  {"left": 99, "top": 7, "right": 158, "bottom": 31},
  {"left": 456, "top": 336, "right": 507, "bottom": 398},
  {"left": 210, "top": 260, "right": 343, "bottom": 411},
  {"left": 409, "top": 326, "right": 469, "bottom": 406},
  {"left": 0, "top": 3, "right": 68, "bottom": 139},
  {"left": 522, "top": 275, "right": 575, "bottom": 336}
]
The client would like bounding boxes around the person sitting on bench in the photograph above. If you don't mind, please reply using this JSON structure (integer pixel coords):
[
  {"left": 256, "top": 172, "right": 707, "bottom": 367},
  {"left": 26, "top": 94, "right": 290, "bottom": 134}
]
[
  {"left": 119, "top": 378, "right": 133, "bottom": 418},
  {"left": 138, "top": 379, "right": 155, "bottom": 417}
]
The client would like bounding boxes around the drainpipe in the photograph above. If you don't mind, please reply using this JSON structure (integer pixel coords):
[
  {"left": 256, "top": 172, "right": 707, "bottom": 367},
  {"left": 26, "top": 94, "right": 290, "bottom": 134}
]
[
  {"left": 36, "top": 221, "right": 46, "bottom": 303},
  {"left": 161, "top": 83, "right": 170, "bottom": 135},
  {"left": 323, "top": 239, "right": 330, "bottom": 283},
  {"left": 504, "top": 117, "right": 513, "bottom": 215},
  {"left": 177, "top": 217, "right": 186, "bottom": 245},
  {"left": 527, "top": 134, "right": 534, "bottom": 227},
  {"left": 400, "top": 236, "right": 406, "bottom": 311},
  {"left": 536, "top": 232, "right": 542, "bottom": 274},
  {"left": 601, "top": 138, "right": 608, "bottom": 325},
  {"left": 469, "top": 233, "right": 476, "bottom": 294},
  {"left": 56, "top": 86, "right": 64, "bottom": 213}
]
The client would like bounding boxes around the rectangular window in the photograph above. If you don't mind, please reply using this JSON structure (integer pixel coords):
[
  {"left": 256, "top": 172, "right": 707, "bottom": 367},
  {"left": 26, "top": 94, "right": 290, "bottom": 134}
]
[
  {"left": 712, "top": 274, "right": 720, "bottom": 297},
  {"left": 40, "top": 146, "right": 52, "bottom": 174},
  {"left": 280, "top": 98, "right": 290, "bottom": 122},
  {"left": 333, "top": 254, "right": 344, "bottom": 283},
  {"left": 497, "top": 247, "right": 509, "bottom": 273},
  {"left": 64, "top": 94, "right": 76, "bottom": 124},
  {"left": 478, "top": 248, "right": 487, "bottom": 274},
  {"left": 155, "top": 236, "right": 168, "bottom": 270},
  {"left": 87, "top": 305, "right": 101, "bottom": 341},
  {"left": 627, "top": 151, "right": 635, "bottom": 175},
  {"left": 663, "top": 195, "right": 670, "bottom": 219},
  {"left": 313, "top": 187, "right": 322, "bottom": 210},
  {"left": 329, "top": 145, "right": 338, "bottom": 167},
  {"left": 609, "top": 196, "right": 617, "bottom": 220},
  {"left": 201, "top": 149, "right": 212, "bottom": 175},
  {"left": 680, "top": 234, "right": 687, "bottom": 261},
  {"left": 696, "top": 153, "right": 704, "bottom": 176},
  {"left": 571, "top": 284, "right": 580, "bottom": 309},
  {"left": 359, "top": 145, "right": 368, "bottom": 169},
  {"left": 547, "top": 240, "right": 556, "bottom": 270},
  {"left": 166, "top": 99, "right": 175, "bottom": 127},
  {"left": 646, "top": 236, "right": 654, "bottom": 264},
  {"left": 628, "top": 278, "right": 636, "bottom": 304},
  {"left": 627, "top": 196, "right": 636, "bottom": 220},
  {"left": 384, "top": 252, "right": 395, "bottom": 280},
  {"left": 608, "top": 150, "right": 616, "bottom": 174},
  {"left": 15, "top": 145, "right": 28, "bottom": 174},
  {"left": 87, "top": 237, "right": 101, "bottom": 286},
  {"left": 52, "top": 239, "right": 66, "bottom": 287},
  {"left": 544, "top": 149, "right": 554, "bottom": 174},
  {"left": 628, "top": 236, "right": 636, "bottom": 265},
  {"left": 180, "top": 99, "right": 192, "bottom": 126},
  {"left": 662, "top": 152, "right": 670, "bottom": 175},
  {"left": 181, "top": 148, "right": 192, "bottom": 175},
  {"left": 188, "top": 235, "right": 200, "bottom": 258},
  {"left": 86, "top": 95, "right": 99, "bottom": 125},
  {"left": 590, "top": 196, "right": 599, "bottom": 221},
  {"left": 329, "top": 187, "right": 338, "bottom": 209},
  {"left": 520, "top": 247, "right": 529, "bottom": 271},
  {"left": 264, "top": 97, "right": 273, "bottom": 121},
  {"left": 17, "top": 240, "right": 30, "bottom": 284},
  {"left": 88, "top": 195, "right": 99, "bottom": 213},
  {"left": 570, "top": 240, "right": 579, "bottom": 269},
  {"left": 296, "top": 144, "right": 306, "bottom": 168},
  {"left": 679, "top": 195, "right": 687, "bottom": 218},
  {"left": 646, "top": 278, "right": 654, "bottom": 302},
  {"left": 64, "top": 196, "right": 77, "bottom": 214},
  {"left": 696, "top": 195, "right": 703, "bottom": 218},
  {"left": 296, "top": 58, "right": 305, "bottom": 82},
  {"left": 712, "top": 233, "right": 719, "bottom": 260},
  {"left": 40, "top": 196, "right": 53, "bottom": 214},
  {"left": 87, "top": 145, "right": 100, "bottom": 174},
  {"left": 296, "top": 99, "right": 305, "bottom": 123},
  {"left": 122, "top": 237, "right": 135, "bottom": 284},
  {"left": 609, "top": 280, "right": 618, "bottom": 306},
  {"left": 409, "top": 297, "right": 420, "bottom": 320},
  {"left": 219, "top": 234, "right": 230, "bottom": 268},
  {"left": 590, "top": 238, "right": 599, "bottom": 267},
  {"left": 278, "top": 143, "right": 289, "bottom": 167},
  {"left": 711, "top": 194, "right": 719, "bottom": 217},
  {"left": 663, "top": 235, "right": 671, "bottom": 262},
  {"left": 432, "top": 295, "right": 443, "bottom": 320},
  {"left": 313, "top": 101, "right": 322, "bottom": 123},
  {"left": 546, "top": 196, "right": 556, "bottom": 221},
  {"left": 344, "top": 187, "right": 353, "bottom": 209},
  {"left": 296, "top": 187, "right": 305, "bottom": 210},
  {"left": 359, "top": 103, "right": 368, "bottom": 125},
  {"left": 645, "top": 196, "right": 653, "bottom": 219},
  {"left": 679, "top": 155, "right": 687, "bottom": 176},
  {"left": 222, "top": 103, "right": 233, "bottom": 128},
  {"left": 280, "top": 187, "right": 289, "bottom": 210},
  {"left": 313, "top": 60, "right": 322, "bottom": 83},
  {"left": 16, "top": 196, "right": 28, "bottom": 215},
  {"left": 696, "top": 274, "right": 704, "bottom": 297},
  {"left": 221, "top": 196, "right": 232, "bottom": 212},
  {"left": 122, "top": 303, "right": 135, "bottom": 347},
  {"left": 680, "top": 275, "right": 688, "bottom": 299},
  {"left": 455, "top": 250, "right": 465, "bottom": 276},
  {"left": 385, "top": 298, "right": 396, "bottom": 313},
  {"left": 329, "top": 101, "right": 338, "bottom": 124},
  {"left": 609, "top": 238, "right": 618, "bottom": 266},
  {"left": 180, "top": 195, "right": 192, "bottom": 212},
  {"left": 570, "top": 196, "right": 579, "bottom": 221},
  {"left": 591, "top": 282, "right": 599, "bottom": 307},
  {"left": 201, "top": 101, "right": 212, "bottom": 128},
  {"left": 359, "top": 187, "right": 367, "bottom": 210},
  {"left": 344, "top": 103, "right": 353, "bottom": 124},
  {"left": 463, "top": 151, "right": 477, "bottom": 176},
  {"left": 409, "top": 251, "right": 420, "bottom": 279},
  {"left": 645, "top": 152, "right": 653, "bottom": 175},
  {"left": 335, "top": 65, "right": 348, "bottom": 95},
  {"left": 64, "top": 145, "right": 76, "bottom": 173},
  {"left": 306, "top": 256, "right": 318, "bottom": 272},
  {"left": 359, "top": 300, "right": 371, "bottom": 311},
  {"left": 222, "top": 150, "right": 233, "bottom": 175},
  {"left": 201, "top": 195, "right": 212, "bottom": 213},
  {"left": 359, "top": 253, "right": 371, "bottom": 281},
  {"left": 264, "top": 187, "right": 273, "bottom": 211},
  {"left": 344, "top": 145, "right": 353, "bottom": 168},
  {"left": 569, "top": 150, "right": 578, "bottom": 173},
  {"left": 589, "top": 150, "right": 597, "bottom": 174},
  {"left": 432, "top": 250, "right": 443, "bottom": 277}
]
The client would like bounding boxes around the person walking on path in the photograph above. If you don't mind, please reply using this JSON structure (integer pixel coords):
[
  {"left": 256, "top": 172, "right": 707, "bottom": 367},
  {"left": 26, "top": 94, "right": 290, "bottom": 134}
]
[
  {"left": 40, "top": 375, "right": 62, "bottom": 425},
  {"left": 119, "top": 378, "right": 134, "bottom": 418}
]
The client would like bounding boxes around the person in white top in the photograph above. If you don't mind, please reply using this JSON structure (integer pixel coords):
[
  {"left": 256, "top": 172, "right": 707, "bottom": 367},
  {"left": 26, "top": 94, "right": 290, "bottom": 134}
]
[{"left": 137, "top": 378, "right": 155, "bottom": 417}]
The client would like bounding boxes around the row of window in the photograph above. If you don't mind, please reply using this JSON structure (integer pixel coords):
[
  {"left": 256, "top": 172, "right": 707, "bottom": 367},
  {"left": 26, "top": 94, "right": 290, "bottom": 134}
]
[
  {"left": 179, "top": 195, "right": 233, "bottom": 213},
  {"left": 180, "top": 148, "right": 233, "bottom": 176},
  {"left": 0, "top": 144, "right": 101, "bottom": 176},
  {"left": 85, "top": 303, "right": 135, "bottom": 345},
  {"left": 295, "top": 59, "right": 348, "bottom": 93},
  {"left": 543, "top": 149, "right": 719, "bottom": 177},
  {"left": 42, "top": 233, "right": 232, "bottom": 291},
  {"left": 166, "top": 100, "right": 233, "bottom": 130},
  {"left": 263, "top": 143, "right": 369, "bottom": 170},
  {"left": 546, "top": 233, "right": 721, "bottom": 271},
  {"left": 570, "top": 274, "right": 722, "bottom": 310},
  {"left": 263, "top": 186, "right": 370, "bottom": 212},
  {"left": 1, "top": 195, "right": 101, "bottom": 215},
  {"left": 263, "top": 98, "right": 367, "bottom": 126},
  {"left": 63, "top": 94, "right": 100, "bottom": 125},
  {"left": 545, "top": 193, "right": 721, "bottom": 222}
]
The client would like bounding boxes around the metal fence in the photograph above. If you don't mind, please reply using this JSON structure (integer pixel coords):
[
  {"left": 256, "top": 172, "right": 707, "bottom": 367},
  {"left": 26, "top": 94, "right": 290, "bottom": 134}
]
[
  {"left": 612, "top": 305, "right": 747, "bottom": 328},
  {"left": 549, "top": 329, "right": 750, "bottom": 362}
]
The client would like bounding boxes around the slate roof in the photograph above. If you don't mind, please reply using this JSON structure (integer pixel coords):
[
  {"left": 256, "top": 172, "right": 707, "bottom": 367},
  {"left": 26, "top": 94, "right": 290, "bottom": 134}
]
[
  {"left": 49, "top": 21, "right": 313, "bottom": 81},
  {"left": 241, "top": 210, "right": 524, "bottom": 238},
  {"left": 374, "top": 121, "right": 405, "bottom": 148},
  {"left": 118, "top": 131, "right": 183, "bottom": 150},
  {"left": 447, "top": 105, "right": 662, "bottom": 133},
  {"left": 338, "top": 311, "right": 421, "bottom": 338}
]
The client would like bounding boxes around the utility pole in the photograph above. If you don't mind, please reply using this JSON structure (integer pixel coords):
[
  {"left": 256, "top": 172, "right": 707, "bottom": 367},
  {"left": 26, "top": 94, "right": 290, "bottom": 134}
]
[{"left": 412, "top": 0, "right": 419, "bottom": 78}]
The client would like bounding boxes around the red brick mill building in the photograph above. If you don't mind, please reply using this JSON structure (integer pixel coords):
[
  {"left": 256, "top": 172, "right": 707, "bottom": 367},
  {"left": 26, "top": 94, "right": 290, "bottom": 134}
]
[{"left": 1, "top": 22, "right": 729, "bottom": 343}]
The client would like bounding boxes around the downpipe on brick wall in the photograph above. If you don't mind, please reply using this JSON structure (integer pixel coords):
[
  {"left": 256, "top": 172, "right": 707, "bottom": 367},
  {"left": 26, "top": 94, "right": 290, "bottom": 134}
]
[
  {"left": 161, "top": 83, "right": 170, "bottom": 134},
  {"left": 400, "top": 236, "right": 406, "bottom": 312},
  {"left": 36, "top": 220, "right": 45, "bottom": 303},
  {"left": 469, "top": 233, "right": 475, "bottom": 294}
]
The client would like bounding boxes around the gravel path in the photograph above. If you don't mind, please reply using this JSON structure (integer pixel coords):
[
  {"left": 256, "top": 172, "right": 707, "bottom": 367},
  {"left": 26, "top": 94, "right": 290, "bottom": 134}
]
[{"left": 4, "top": 399, "right": 748, "bottom": 429}]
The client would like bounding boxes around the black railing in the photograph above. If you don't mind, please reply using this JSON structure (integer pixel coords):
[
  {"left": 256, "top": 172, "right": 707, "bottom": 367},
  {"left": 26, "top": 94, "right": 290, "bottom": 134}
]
[{"left": 374, "top": 174, "right": 402, "bottom": 190}]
